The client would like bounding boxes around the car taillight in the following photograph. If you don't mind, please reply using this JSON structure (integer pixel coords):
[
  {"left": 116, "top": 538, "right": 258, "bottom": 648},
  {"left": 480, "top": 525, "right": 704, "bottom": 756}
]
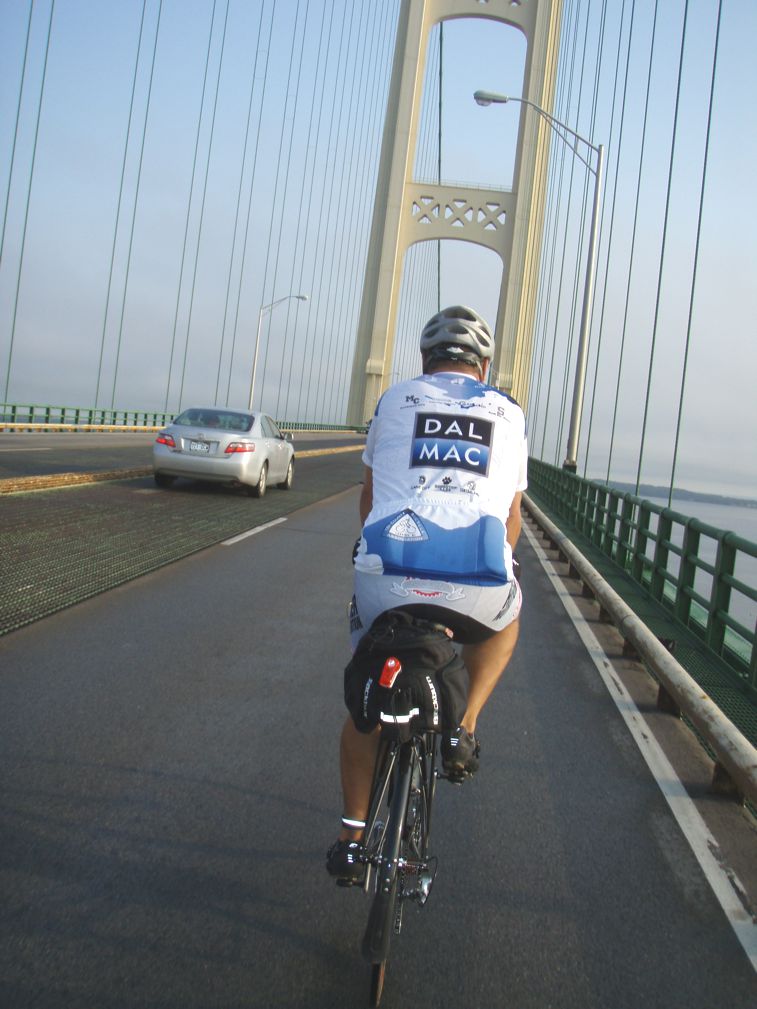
[
  {"left": 225, "top": 442, "right": 256, "bottom": 454},
  {"left": 156, "top": 432, "right": 175, "bottom": 447}
]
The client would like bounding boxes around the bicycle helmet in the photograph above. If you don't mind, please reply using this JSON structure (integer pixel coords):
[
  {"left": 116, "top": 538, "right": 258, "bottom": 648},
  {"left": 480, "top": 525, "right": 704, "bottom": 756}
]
[{"left": 420, "top": 305, "right": 495, "bottom": 363}]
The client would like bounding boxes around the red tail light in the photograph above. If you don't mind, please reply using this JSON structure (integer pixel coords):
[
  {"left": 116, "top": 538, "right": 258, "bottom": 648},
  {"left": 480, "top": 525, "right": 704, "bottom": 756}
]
[
  {"left": 156, "top": 432, "right": 175, "bottom": 447},
  {"left": 225, "top": 441, "right": 256, "bottom": 454},
  {"left": 379, "top": 657, "right": 402, "bottom": 688}
]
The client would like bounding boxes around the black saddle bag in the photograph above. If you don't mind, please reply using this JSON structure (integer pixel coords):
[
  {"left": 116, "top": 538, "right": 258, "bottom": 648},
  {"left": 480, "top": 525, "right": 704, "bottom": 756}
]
[{"left": 344, "top": 611, "right": 468, "bottom": 741}]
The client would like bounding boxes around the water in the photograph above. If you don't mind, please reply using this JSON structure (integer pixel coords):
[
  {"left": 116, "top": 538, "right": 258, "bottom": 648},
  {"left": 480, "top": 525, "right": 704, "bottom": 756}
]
[
  {"left": 646, "top": 496, "right": 757, "bottom": 643},
  {"left": 663, "top": 497, "right": 757, "bottom": 546}
]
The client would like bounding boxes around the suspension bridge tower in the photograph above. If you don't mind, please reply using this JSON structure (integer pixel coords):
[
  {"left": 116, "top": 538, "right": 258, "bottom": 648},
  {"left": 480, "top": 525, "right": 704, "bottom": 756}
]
[{"left": 346, "top": 0, "right": 562, "bottom": 426}]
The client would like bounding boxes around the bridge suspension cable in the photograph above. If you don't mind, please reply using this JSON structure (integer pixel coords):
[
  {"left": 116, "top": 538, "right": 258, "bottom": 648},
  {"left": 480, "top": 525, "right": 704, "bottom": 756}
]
[
  {"left": 635, "top": 0, "right": 690, "bottom": 494},
  {"left": 177, "top": 0, "right": 232, "bottom": 412},
  {"left": 525, "top": 0, "right": 737, "bottom": 501},
  {"left": 222, "top": 0, "right": 277, "bottom": 409},
  {"left": 164, "top": 0, "right": 217, "bottom": 412},
  {"left": 110, "top": 0, "right": 163, "bottom": 411},
  {"left": 95, "top": 0, "right": 148, "bottom": 410},
  {"left": 605, "top": 0, "right": 659, "bottom": 485},
  {"left": 214, "top": 0, "right": 269, "bottom": 407},
  {"left": 4, "top": 0, "right": 54, "bottom": 406},
  {"left": 669, "top": 0, "right": 723, "bottom": 506}
]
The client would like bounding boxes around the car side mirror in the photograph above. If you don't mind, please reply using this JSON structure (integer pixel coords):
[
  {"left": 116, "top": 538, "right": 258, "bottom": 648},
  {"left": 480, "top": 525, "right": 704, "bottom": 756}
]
[{"left": 284, "top": 431, "right": 294, "bottom": 443}]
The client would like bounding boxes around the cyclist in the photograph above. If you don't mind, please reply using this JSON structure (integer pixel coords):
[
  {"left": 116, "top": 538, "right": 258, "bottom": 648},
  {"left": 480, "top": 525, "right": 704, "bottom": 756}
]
[{"left": 328, "top": 305, "right": 527, "bottom": 881}]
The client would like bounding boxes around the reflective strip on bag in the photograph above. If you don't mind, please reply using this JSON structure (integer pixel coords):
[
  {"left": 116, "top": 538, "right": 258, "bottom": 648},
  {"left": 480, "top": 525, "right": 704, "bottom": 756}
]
[{"left": 379, "top": 708, "right": 421, "bottom": 724}]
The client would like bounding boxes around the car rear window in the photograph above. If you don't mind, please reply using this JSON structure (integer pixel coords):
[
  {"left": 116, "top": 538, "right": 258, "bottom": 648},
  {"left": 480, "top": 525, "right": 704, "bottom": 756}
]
[{"left": 174, "top": 409, "right": 253, "bottom": 432}]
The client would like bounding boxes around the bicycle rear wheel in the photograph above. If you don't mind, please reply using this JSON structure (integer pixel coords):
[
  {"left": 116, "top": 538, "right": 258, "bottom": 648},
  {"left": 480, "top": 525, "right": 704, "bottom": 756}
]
[
  {"left": 369, "top": 961, "right": 387, "bottom": 1007},
  {"left": 362, "top": 742, "right": 414, "bottom": 1003}
]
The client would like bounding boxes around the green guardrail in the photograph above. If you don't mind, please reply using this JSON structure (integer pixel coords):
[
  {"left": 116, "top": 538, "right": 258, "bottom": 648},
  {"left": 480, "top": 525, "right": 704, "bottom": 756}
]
[
  {"left": 528, "top": 458, "right": 757, "bottom": 697},
  {"left": 0, "top": 403, "right": 367, "bottom": 433},
  {"left": 0, "top": 403, "right": 174, "bottom": 427}
]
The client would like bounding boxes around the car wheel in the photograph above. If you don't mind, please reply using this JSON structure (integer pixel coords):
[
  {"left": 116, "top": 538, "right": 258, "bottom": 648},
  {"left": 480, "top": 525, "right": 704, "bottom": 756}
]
[
  {"left": 154, "top": 473, "right": 175, "bottom": 489},
  {"left": 278, "top": 458, "right": 294, "bottom": 490},
  {"left": 249, "top": 461, "right": 268, "bottom": 498}
]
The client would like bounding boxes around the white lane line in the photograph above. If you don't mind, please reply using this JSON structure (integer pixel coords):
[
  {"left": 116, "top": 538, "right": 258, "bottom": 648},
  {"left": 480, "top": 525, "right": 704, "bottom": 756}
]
[
  {"left": 222, "top": 517, "right": 287, "bottom": 545},
  {"left": 523, "top": 521, "right": 757, "bottom": 972}
]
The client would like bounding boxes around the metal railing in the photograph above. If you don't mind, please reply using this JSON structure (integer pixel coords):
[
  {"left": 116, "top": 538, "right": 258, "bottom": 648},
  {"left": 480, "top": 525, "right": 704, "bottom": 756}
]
[
  {"left": 0, "top": 403, "right": 366, "bottom": 434},
  {"left": 528, "top": 458, "right": 757, "bottom": 696},
  {"left": 1, "top": 403, "right": 174, "bottom": 429}
]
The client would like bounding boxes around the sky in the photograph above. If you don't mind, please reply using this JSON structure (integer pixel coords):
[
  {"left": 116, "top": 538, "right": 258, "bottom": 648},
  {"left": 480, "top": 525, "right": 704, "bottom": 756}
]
[{"left": 0, "top": 0, "right": 755, "bottom": 499}]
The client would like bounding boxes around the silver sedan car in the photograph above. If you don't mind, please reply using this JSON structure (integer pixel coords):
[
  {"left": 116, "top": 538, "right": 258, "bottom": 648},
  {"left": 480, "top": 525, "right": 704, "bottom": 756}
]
[{"left": 153, "top": 407, "right": 294, "bottom": 497}]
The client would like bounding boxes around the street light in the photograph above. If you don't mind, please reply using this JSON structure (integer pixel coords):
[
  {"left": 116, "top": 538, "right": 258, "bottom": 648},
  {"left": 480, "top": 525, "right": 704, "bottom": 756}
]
[
  {"left": 248, "top": 294, "right": 309, "bottom": 411},
  {"left": 474, "top": 90, "right": 605, "bottom": 471}
]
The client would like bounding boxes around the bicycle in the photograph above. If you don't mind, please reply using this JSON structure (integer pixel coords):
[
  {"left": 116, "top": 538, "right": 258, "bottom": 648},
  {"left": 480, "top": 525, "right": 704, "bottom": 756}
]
[
  {"left": 338, "top": 609, "right": 470, "bottom": 1005},
  {"left": 355, "top": 724, "right": 440, "bottom": 1006}
]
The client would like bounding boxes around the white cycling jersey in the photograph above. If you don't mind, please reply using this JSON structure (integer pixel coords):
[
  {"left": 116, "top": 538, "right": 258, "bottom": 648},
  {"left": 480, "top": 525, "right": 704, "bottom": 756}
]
[{"left": 356, "top": 370, "right": 527, "bottom": 587}]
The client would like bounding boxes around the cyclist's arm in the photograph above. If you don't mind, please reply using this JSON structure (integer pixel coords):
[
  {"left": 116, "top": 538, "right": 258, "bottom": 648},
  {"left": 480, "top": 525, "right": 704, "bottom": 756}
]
[
  {"left": 506, "top": 491, "right": 522, "bottom": 550},
  {"left": 359, "top": 466, "right": 373, "bottom": 525}
]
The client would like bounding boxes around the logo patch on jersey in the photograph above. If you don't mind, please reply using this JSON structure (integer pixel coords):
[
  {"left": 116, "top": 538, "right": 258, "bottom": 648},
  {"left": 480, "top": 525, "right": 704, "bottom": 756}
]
[
  {"left": 390, "top": 577, "right": 465, "bottom": 601},
  {"left": 383, "top": 510, "right": 428, "bottom": 541},
  {"left": 411, "top": 412, "right": 493, "bottom": 476}
]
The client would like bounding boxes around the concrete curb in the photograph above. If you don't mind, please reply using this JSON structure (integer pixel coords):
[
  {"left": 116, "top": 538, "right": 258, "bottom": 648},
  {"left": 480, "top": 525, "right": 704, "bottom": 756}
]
[
  {"left": 0, "top": 468, "right": 153, "bottom": 494},
  {"left": 524, "top": 492, "right": 757, "bottom": 809}
]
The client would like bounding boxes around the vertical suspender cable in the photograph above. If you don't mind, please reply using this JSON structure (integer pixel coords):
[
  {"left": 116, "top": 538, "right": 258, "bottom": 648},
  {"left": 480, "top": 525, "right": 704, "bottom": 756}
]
[
  {"left": 307, "top": 2, "right": 363, "bottom": 420},
  {"left": 0, "top": 0, "right": 34, "bottom": 271},
  {"left": 597, "top": 1, "right": 637, "bottom": 483},
  {"left": 298, "top": 1, "right": 348, "bottom": 421},
  {"left": 255, "top": 3, "right": 308, "bottom": 412},
  {"left": 260, "top": 2, "right": 314, "bottom": 414},
  {"left": 668, "top": 0, "right": 723, "bottom": 505},
  {"left": 534, "top": 0, "right": 578, "bottom": 455},
  {"left": 554, "top": 0, "right": 597, "bottom": 461},
  {"left": 525, "top": 2, "right": 577, "bottom": 441},
  {"left": 224, "top": 1, "right": 276, "bottom": 407},
  {"left": 277, "top": 0, "right": 331, "bottom": 419},
  {"left": 559, "top": 0, "right": 607, "bottom": 462},
  {"left": 606, "top": 0, "right": 659, "bottom": 483},
  {"left": 110, "top": 0, "right": 163, "bottom": 411},
  {"left": 330, "top": 1, "right": 387, "bottom": 414},
  {"left": 162, "top": 0, "right": 216, "bottom": 412},
  {"left": 95, "top": 0, "right": 148, "bottom": 408},
  {"left": 315, "top": 0, "right": 370, "bottom": 420},
  {"left": 215, "top": 1, "right": 268, "bottom": 405},
  {"left": 527, "top": 0, "right": 576, "bottom": 448},
  {"left": 538, "top": 0, "right": 582, "bottom": 459},
  {"left": 302, "top": 2, "right": 352, "bottom": 420},
  {"left": 635, "top": 0, "right": 690, "bottom": 494},
  {"left": 177, "top": 0, "right": 231, "bottom": 411},
  {"left": 3, "top": 0, "right": 55, "bottom": 405},
  {"left": 331, "top": 0, "right": 398, "bottom": 417},
  {"left": 582, "top": 0, "right": 630, "bottom": 477},
  {"left": 283, "top": 0, "right": 336, "bottom": 420}
]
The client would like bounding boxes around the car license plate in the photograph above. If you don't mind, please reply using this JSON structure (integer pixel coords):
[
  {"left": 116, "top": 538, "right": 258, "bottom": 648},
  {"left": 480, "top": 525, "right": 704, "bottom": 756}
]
[{"left": 189, "top": 440, "right": 210, "bottom": 454}]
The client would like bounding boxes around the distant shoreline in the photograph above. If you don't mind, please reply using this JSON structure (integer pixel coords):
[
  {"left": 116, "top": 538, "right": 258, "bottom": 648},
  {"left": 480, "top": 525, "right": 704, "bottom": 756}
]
[{"left": 605, "top": 482, "right": 757, "bottom": 510}]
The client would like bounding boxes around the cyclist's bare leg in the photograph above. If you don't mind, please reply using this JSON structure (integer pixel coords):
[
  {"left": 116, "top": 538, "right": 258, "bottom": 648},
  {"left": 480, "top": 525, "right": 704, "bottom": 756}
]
[
  {"left": 460, "top": 618, "right": 519, "bottom": 733},
  {"left": 339, "top": 717, "right": 381, "bottom": 840}
]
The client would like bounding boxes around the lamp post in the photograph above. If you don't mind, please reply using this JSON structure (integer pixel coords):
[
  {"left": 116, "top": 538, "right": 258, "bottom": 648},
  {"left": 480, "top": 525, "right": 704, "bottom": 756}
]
[
  {"left": 248, "top": 294, "right": 308, "bottom": 411},
  {"left": 474, "top": 90, "right": 605, "bottom": 471}
]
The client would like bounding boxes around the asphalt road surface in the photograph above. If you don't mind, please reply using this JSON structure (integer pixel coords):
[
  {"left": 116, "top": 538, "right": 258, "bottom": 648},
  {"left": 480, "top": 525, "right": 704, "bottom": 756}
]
[
  {"left": 0, "top": 430, "right": 365, "bottom": 481},
  {"left": 1, "top": 486, "right": 756, "bottom": 1008}
]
